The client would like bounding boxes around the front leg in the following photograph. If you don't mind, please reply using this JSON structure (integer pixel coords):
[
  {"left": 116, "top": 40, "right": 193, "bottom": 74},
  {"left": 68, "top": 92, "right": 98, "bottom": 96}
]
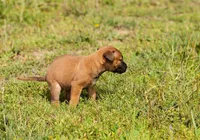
[
  {"left": 87, "top": 86, "right": 97, "bottom": 101},
  {"left": 69, "top": 82, "right": 83, "bottom": 107}
]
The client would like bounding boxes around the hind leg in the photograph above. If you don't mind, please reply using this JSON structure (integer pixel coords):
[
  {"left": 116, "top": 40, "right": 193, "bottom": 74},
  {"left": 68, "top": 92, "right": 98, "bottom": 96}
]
[{"left": 49, "top": 82, "right": 61, "bottom": 106}]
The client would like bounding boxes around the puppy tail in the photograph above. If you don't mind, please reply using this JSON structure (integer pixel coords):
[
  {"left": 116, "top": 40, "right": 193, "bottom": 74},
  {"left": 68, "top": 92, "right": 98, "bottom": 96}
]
[{"left": 17, "top": 76, "right": 46, "bottom": 82}]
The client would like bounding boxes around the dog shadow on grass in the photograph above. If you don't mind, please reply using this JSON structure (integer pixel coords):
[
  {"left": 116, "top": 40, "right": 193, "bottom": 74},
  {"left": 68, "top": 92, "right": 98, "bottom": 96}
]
[
  {"left": 40, "top": 86, "right": 113, "bottom": 104},
  {"left": 40, "top": 89, "right": 69, "bottom": 104}
]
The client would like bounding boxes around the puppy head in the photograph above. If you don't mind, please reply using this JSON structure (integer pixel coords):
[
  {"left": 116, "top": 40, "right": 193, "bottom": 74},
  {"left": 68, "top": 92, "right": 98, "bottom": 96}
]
[{"left": 99, "top": 46, "right": 127, "bottom": 74}]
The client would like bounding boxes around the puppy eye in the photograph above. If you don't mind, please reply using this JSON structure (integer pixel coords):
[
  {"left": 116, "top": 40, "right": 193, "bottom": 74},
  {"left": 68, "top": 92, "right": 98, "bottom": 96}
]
[{"left": 112, "top": 50, "right": 115, "bottom": 53}]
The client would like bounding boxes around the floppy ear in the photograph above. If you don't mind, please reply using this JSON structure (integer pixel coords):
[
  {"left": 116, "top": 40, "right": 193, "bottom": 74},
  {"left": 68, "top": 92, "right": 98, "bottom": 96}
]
[{"left": 103, "top": 51, "right": 114, "bottom": 62}]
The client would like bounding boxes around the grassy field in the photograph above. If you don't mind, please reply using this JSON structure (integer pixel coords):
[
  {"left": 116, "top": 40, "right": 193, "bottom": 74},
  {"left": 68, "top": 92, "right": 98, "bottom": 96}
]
[{"left": 0, "top": 0, "right": 200, "bottom": 139}]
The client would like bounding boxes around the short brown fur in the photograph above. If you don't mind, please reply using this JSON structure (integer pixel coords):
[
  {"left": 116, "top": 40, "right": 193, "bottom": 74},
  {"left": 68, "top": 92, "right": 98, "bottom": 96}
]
[{"left": 18, "top": 46, "right": 127, "bottom": 107}]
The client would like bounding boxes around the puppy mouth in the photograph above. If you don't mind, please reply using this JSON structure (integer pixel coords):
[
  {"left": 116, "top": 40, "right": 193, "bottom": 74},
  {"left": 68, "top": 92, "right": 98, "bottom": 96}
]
[{"left": 113, "top": 61, "right": 127, "bottom": 74}]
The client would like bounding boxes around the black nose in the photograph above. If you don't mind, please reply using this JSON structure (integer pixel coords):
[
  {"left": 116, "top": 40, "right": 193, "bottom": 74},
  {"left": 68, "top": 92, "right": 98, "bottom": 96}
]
[
  {"left": 113, "top": 61, "right": 127, "bottom": 74},
  {"left": 121, "top": 61, "right": 127, "bottom": 72}
]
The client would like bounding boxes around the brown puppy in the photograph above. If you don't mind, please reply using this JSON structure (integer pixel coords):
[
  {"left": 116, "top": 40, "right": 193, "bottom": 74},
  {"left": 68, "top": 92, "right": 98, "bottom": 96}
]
[{"left": 18, "top": 46, "right": 127, "bottom": 106}]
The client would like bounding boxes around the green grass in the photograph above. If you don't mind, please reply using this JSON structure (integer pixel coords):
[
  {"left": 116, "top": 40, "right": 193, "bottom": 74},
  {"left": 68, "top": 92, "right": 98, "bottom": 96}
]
[{"left": 0, "top": 0, "right": 200, "bottom": 139}]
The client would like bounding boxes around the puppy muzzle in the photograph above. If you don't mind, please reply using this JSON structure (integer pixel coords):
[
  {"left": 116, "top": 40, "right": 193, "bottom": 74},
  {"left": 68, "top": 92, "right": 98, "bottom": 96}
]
[{"left": 113, "top": 61, "right": 127, "bottom": 74}]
